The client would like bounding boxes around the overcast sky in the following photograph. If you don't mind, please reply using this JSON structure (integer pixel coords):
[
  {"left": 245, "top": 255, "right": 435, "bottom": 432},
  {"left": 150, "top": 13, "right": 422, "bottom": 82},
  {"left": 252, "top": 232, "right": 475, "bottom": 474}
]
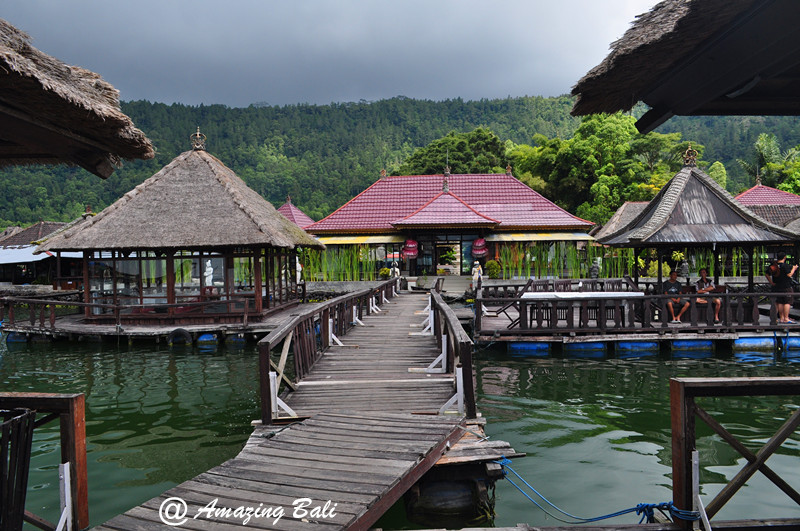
[{"left": 5, "top": 1, "right": 659, "bottom": 108}]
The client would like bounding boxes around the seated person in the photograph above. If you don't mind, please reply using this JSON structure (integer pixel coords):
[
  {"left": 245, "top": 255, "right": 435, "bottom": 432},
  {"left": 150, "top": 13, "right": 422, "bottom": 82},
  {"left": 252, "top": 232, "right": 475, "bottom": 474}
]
[
  {"left": 696, "top": 267, "right": 721, "bottom": 323},
  {"left": 664, "top": 270, "right": 689, "bottom": 323}
]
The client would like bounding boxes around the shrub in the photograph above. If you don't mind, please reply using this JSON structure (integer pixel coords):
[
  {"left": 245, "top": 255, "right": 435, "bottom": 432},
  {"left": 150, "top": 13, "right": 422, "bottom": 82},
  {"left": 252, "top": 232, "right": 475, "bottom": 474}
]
[
  {"left": 485, "top": 260, "right": 502, "bottom": 279},
  {"left": 646, "top": 260, "right": 671, "bottom": 278},
  {"left": 378, "top": 267, "right": 391, "bottom": 279}
]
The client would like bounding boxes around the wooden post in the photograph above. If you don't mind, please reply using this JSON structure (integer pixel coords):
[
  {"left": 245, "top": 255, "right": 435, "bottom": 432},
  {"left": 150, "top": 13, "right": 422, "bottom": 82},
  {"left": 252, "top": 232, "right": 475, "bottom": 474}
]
[
  {"left": 461, "top": 338, "right": 477, "bottom": 419},
  {"left": 670, "top": 378, "right": 694, "bottom": 530},
  {"left": 254, "top": 249, "right": 263, "bottom": 313},
  {"left": 258, "top": 342, "right": 273, "bottom": 425},
  {"left": 61, "top": 394, "right": 88, "bottom": 529},
  {"left": 166, "top": 251, "right": 175, "bottom": 314},
  {"left": 83, "top": 253, "right": 91, "bottom": 318}
]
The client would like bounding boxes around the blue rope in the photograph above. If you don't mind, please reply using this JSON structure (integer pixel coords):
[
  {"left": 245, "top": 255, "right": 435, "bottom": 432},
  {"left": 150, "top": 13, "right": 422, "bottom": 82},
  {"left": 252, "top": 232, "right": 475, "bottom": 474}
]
[{"left": 493, "top": 457, "right": 700, "bottom": 525}]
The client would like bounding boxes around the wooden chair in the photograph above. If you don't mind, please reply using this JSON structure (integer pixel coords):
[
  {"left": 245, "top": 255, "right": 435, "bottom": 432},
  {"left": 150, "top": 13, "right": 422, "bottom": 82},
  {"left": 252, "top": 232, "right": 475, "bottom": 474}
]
[{"left": 553, "top": 279, "right": 573, "bottom": 292}]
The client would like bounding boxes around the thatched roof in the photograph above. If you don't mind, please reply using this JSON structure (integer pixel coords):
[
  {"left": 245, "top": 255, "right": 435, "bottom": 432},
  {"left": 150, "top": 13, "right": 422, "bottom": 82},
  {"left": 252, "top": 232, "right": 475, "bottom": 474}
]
[
  {"left": 0, "top": 220, "right": 66, "bottom": 247},
  {"left": 1, "top": 18, "right": 154, "bottom": 178},
  {"left": 598, "top": 164, "right": 796, "bottom": 247},
  {"left": 37, "top": 149, "right": 323, "bottom": 252},
  {"left": 571, "top": 0, "right": 800, "bottom": 132}
]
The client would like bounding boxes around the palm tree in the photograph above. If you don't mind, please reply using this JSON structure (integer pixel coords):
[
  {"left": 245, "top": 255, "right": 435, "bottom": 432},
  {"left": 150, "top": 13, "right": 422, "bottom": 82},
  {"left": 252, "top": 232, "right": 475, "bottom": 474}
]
[{"left": 737, "top": 133, "right": 798, "bottom": 187}]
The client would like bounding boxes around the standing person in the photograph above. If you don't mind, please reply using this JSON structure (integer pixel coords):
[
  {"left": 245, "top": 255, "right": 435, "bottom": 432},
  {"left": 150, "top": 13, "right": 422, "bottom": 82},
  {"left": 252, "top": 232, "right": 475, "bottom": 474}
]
[
  {"left": 664, "top": 270, "right": 689, "bottom": 323},
  {"left": 696, "top": 268, "right": 722, "bottom": 324},
  {"left": 471, "top": 260, "right": 483, "bottom": 289},
  {"left": 766, "top": 251, "right": 798, "bottom": 323}
]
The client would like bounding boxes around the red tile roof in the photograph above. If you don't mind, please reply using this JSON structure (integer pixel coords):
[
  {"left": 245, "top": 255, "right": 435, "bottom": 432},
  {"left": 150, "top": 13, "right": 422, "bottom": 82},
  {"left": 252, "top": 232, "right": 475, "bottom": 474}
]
[
  {"left": 277, "top": 200, "right": 315, "bottom": 229},
  {"left": 308, "top": 173, "right": 592, "bottom": 233},
  {"left": 735, "top": 184, "right": 800, "bottom": 206},
  {"left": 392, "top": 191, "right": 499, "bottom": 228}
]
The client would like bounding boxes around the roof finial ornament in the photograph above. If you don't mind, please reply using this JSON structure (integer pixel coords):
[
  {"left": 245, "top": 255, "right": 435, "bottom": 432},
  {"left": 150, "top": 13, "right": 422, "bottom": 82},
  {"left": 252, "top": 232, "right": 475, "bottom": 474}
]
[
  {"left": 755, "top": 174, "right": 762, "bottom": 186},
  {"left": 506, "top": 163, "right": 512, "bottom": 176},
  {"left": 380, "top": 169, "right": 387, "bottom": 179},
  {"left": 286, "top": 194, "right": 292, "bottom": 203},
  {"left": 683, "top": 144, "right": 698, "bottom": 167},
  {"left": 191, "top": 126, "right": 207, "bottom": 151},
  {"left": 444, "top": 165, "right": 450, "bottom": 177},
  {"left": 442, "top": 174, "right": 449, "bottom": 193}
]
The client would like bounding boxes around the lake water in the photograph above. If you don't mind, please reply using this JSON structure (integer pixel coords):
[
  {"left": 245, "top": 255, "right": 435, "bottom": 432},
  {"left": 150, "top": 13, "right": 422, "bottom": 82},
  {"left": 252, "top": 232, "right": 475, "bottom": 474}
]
[{"left": 1, "top": 337, "right": 799, "bottom": 528}]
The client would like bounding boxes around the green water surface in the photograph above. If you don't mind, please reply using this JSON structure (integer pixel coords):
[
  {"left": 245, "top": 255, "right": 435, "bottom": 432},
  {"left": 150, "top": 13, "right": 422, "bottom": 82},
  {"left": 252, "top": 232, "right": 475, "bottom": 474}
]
[{"left": 1, "top": 338, "right": 799, "bottom": 528}]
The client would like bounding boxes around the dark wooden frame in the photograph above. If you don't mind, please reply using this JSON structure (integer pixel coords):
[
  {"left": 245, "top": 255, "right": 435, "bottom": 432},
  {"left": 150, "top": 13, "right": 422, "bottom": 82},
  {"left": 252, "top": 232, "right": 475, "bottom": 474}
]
[
  {"left": 0, "top": 393, "right": 88, "bottom": 531},
  {"left": 670, "top": 377, "right": 800, "bottom": 530}
]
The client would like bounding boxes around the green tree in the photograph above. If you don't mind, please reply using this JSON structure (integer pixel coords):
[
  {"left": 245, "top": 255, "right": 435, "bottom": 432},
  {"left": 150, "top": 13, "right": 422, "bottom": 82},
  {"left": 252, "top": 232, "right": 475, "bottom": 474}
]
[
  {"left": 736, "top": 133, "right": 798, "bottom": 187},
  {"left": 707, "top": 161, "right": 727, "bottom": 189},
  {"left": 393, "top": 127, "right": 506, "bottom": 175}
]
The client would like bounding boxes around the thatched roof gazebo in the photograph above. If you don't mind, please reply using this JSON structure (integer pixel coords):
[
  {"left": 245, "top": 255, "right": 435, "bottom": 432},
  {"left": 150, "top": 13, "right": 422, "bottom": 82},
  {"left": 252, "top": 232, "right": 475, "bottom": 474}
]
[
  {"left": 1, "top": 18, "right": 154, "bottom": 177},
  {"left": 38, "top": 131, "right": 323, "bottom": 324},
  {"left": 598, "top": 155, "right": 797, "bottom": 290},
  {"left": 571, "top": 0, "right": 800, "bottom": 132}
]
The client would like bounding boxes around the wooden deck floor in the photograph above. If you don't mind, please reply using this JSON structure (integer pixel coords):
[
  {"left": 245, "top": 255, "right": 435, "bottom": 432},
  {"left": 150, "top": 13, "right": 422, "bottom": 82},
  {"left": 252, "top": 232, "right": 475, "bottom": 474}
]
[
  {"left": 286, "top": 292, "right": 454, "bottom": 415},
  {"left": 95, "top": 412, "right": 465, "bottom": 530},
  {"left": 93, "top": 290, "right": 519, "bottom": 530}
]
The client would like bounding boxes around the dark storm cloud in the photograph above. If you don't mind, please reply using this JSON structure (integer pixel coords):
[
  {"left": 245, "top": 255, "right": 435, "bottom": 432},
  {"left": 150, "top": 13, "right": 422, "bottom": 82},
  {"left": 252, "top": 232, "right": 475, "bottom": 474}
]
[{"left": 3, "top": 1, "right": 657, "bottom": 107}]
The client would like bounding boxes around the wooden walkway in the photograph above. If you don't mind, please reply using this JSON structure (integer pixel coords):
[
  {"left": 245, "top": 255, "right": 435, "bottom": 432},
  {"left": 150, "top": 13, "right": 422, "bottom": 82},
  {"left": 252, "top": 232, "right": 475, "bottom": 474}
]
[
  {"left": 95, "top": 412, "right": 465, "bottom": 530},
  {"left": 94, "top": 289, "right": 518, "bottom": 530},
  {"left": 286, "top": 292, "right": 455, "bottom": 415}
]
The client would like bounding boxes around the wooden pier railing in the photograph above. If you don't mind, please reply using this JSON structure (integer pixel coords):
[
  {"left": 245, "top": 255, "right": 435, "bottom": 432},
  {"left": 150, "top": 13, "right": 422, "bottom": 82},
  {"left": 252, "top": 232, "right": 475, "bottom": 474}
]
[
  {"left": 0, "top": 393, "right": 88, "bottom": 531},
  {"left": 0, "top": 286, "right": 309, "bottom": 330},
  {"left": 430, "top": 291, "right": 476, "bottom": 418},
  {"left": 476, "top": 280, "right": 791, "bottom": 339},
  {"left": 671, "top": 377, "right": 800, "bottom": 530},
  {"left": 257, "top": 278, "right": 401, "bottom": 424}
]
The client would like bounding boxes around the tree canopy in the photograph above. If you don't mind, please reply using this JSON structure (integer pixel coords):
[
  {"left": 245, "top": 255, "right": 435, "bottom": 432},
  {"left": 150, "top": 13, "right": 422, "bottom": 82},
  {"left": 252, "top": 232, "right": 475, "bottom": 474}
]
[
  {"left": 1, "top": 96, "right": 800, "bottom": 230},
  {"left": 392, "top": 127, "right": 506, "bottom": 175}
]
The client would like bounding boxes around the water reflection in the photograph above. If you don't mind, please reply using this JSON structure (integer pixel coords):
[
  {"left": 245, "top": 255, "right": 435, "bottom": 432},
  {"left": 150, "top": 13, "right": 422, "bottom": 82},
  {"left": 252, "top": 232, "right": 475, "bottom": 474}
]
[
  {"left": 2, "top": 336, "right": 800, "bottom": 529},
  {"left": 477, "top": 345, "right": 800, "bottom": 526},
  {"left": 0, "top": 339, "right": 259, "bottom": 527}
]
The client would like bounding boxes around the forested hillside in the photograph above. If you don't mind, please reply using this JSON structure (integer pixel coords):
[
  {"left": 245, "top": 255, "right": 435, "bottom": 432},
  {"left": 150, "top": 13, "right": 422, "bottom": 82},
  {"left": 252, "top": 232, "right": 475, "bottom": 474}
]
[{"left": 1, "top": 95, "right": 799, "bottom": 229}]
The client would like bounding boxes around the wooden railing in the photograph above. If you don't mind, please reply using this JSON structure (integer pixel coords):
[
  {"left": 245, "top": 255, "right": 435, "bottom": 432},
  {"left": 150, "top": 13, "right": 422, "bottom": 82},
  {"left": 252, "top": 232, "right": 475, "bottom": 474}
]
[
  {"left": 0, "top": 393, "right": 88, "bottom": 531},
  {"left": 0, "top": 287, "right": 308, "bottom": 330},
  {"left": 430, "top": 291, "right": 476, "bottom": 418},
  {"left": 670, "top": 377, "right": 800, "bottom": 530},
  {"left": 475, "top": 288, "right": 792, "bottom": 337},
  {"left": 1, "top": 408, "right": 36, "bottom": 531},
  {"left": 257, "top": 278, "right": 400, "bottom": 424}
]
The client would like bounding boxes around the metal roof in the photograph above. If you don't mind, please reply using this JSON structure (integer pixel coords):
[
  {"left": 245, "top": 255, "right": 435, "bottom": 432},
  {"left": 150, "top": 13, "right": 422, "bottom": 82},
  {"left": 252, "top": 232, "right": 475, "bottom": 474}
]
[{"left": 598, "top": 164, "right": 796, "bottom": 247}]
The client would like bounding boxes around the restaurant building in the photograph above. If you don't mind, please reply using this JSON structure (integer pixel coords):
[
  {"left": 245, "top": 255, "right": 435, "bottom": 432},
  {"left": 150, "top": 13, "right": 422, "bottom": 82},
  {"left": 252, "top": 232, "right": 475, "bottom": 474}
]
[{"left": 306, "top": 167, "right": 593, "bottom": 276}]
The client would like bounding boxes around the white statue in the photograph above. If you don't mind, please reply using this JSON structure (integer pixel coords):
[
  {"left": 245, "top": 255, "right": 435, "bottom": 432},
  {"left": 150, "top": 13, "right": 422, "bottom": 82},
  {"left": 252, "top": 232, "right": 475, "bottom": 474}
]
[
  {"left": 390, "top": 261, "right": 400, "bottom": 278},
  {"left": 204, "top": 260, "right": 213, "bottom": 286}
]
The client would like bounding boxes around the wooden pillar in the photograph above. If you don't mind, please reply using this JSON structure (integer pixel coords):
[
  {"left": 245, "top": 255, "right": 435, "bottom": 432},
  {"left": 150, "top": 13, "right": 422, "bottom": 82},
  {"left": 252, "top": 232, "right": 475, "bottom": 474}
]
[
  {"left": 254, "top": 248, "right": 263, "bottom": 313},
  {"left": 56, "top": 251, "right": 62, "bottom": 290},
  {"left": 266, "top": 248, "right": 273, "bottom": 309},
  {"left": 670, "top": 379, "right": 694, "bottom": 530},
  {"left": 657, "top": 249, "right": 664, "bottom": 292},
  {"left": 62, "top": 394, "right": 89, "bottom": 529},
  {"left": 225, "top": 254, "right": 234, "bottom": 297},
  {"left": 746, "top": 246, "right": 754, "bottom": 292},
  {"left": 166, "top": 251, "right": 176, "bottom": 312},
  {"left": 83, "top": 252, "right": 91, "bottom": 318}
]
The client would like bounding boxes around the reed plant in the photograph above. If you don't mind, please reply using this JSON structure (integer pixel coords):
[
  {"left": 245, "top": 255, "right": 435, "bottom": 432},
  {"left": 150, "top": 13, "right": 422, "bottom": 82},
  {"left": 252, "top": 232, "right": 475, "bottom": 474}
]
[
  {"left": 564, "top": 243, "right": 580, "bottom": 279},
  {"left": 499, "top": 245, "right": 513, "bottom": 279}
]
